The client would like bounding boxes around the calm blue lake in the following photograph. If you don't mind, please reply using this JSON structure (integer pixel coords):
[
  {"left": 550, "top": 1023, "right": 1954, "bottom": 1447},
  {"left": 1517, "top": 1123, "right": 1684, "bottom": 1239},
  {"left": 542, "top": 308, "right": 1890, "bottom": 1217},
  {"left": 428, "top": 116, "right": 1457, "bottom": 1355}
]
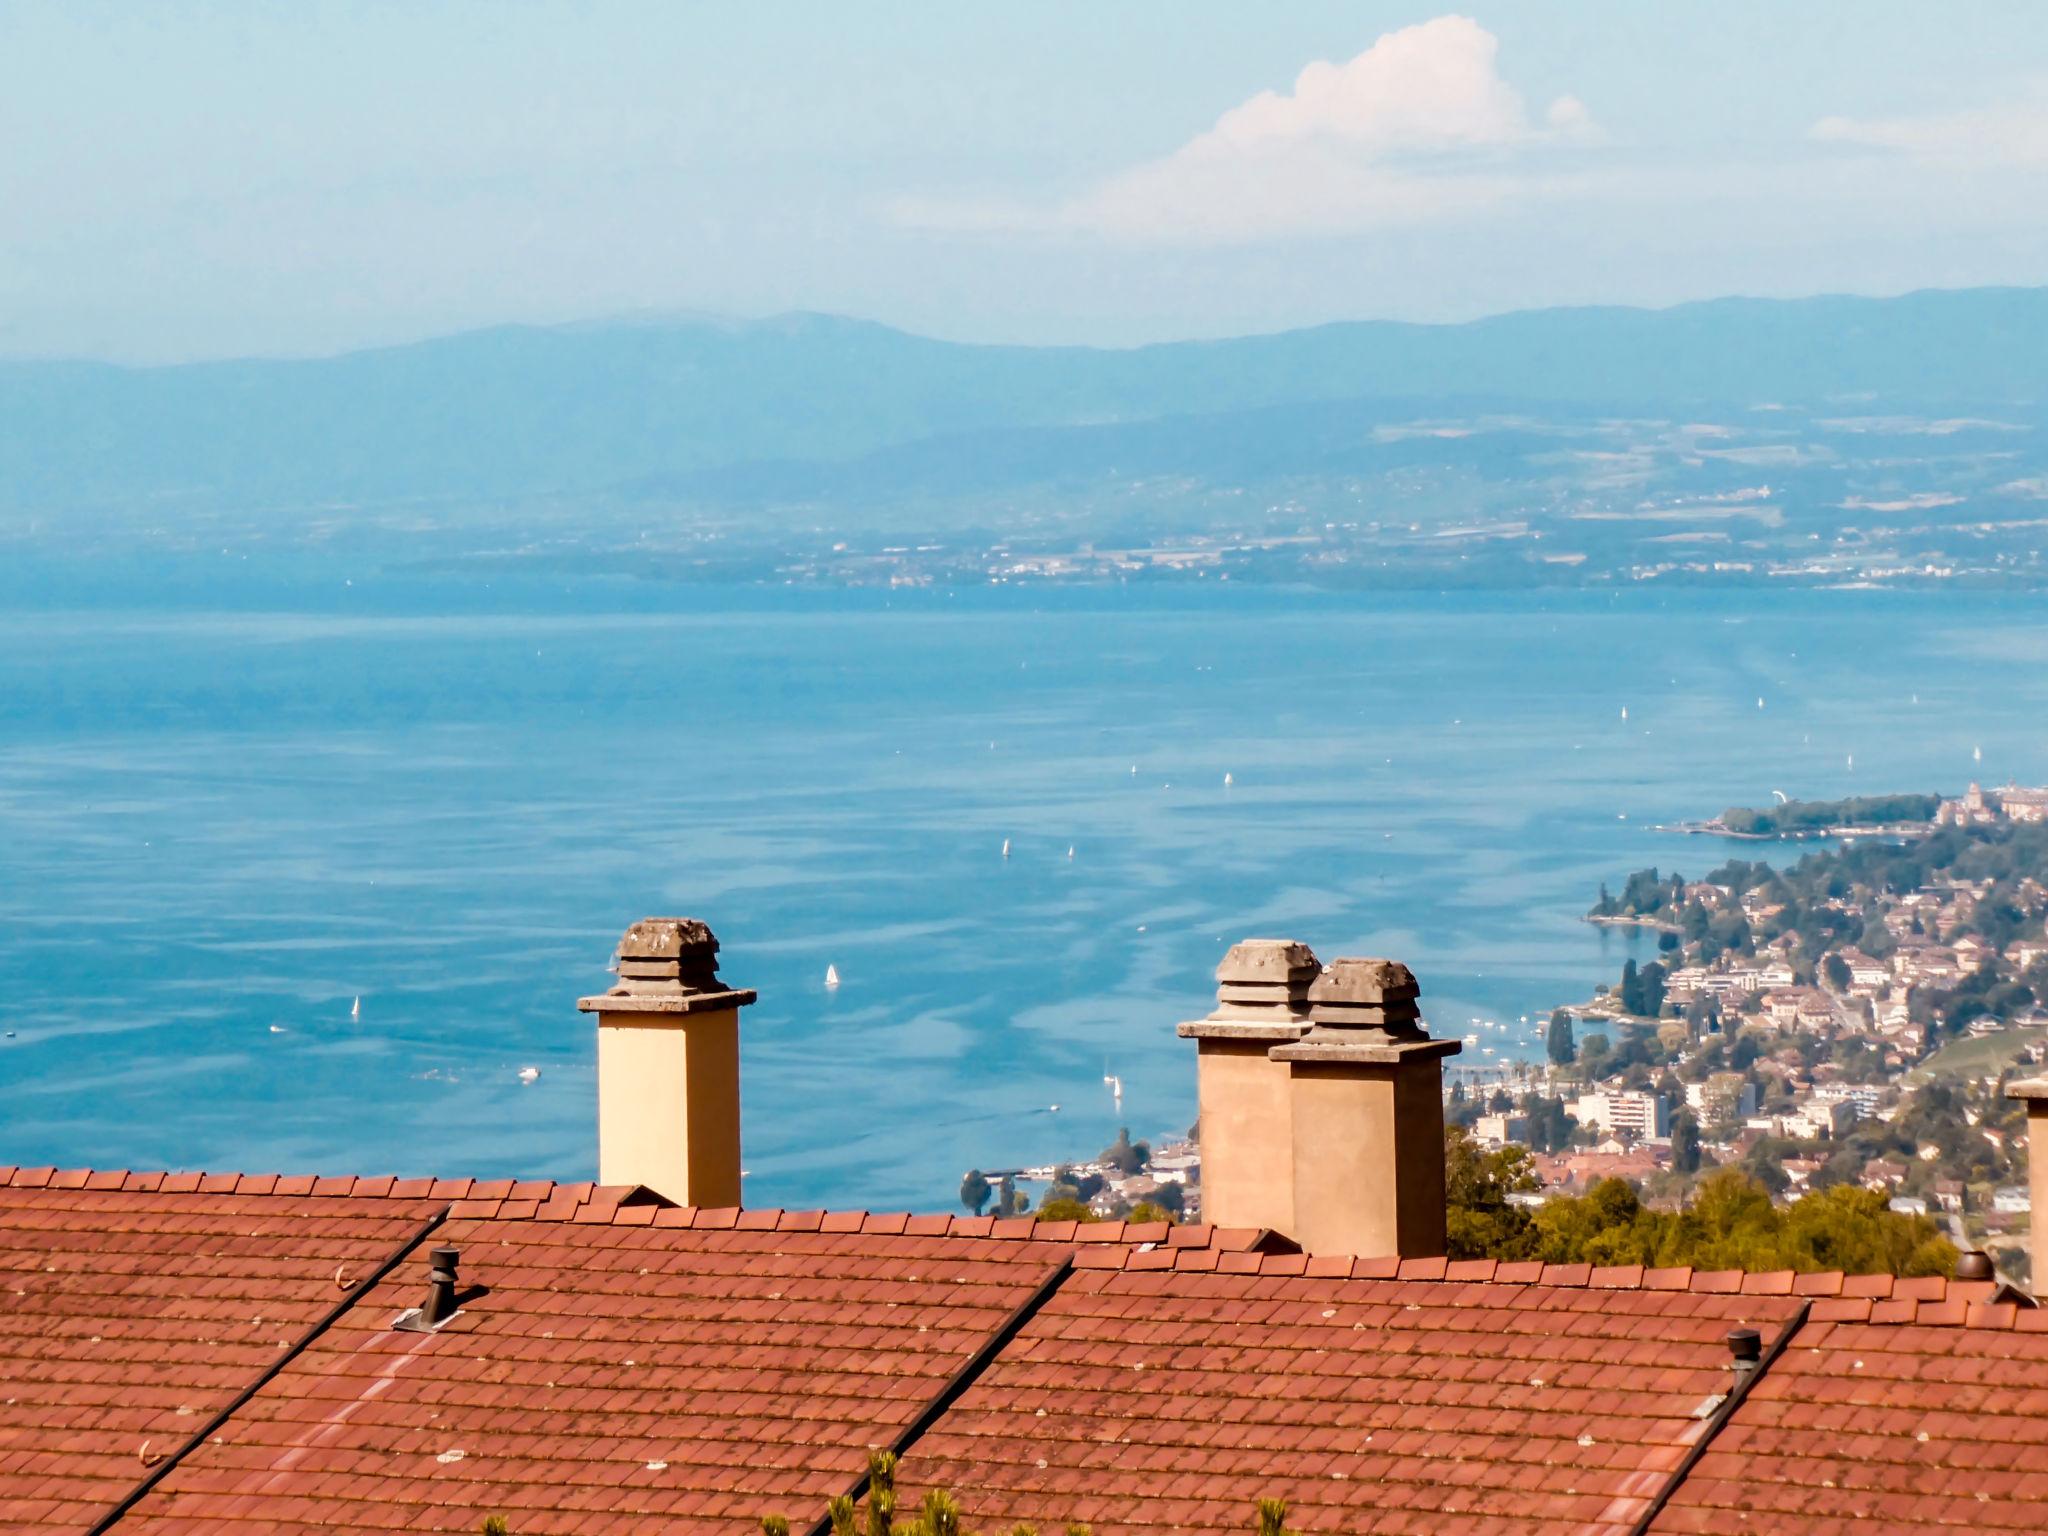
[{"left": 1, "top": 583, "right": 2039, "bottom": 1208}]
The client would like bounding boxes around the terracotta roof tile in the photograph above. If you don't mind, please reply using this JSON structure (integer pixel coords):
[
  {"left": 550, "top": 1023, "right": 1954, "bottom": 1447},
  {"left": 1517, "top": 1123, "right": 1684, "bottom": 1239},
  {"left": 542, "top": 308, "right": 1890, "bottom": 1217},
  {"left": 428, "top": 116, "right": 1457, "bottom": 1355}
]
[
  {"left": 5, "top": 1167, "right": 2039, "bottom": 1536},
  {"left": 113, "top": 1221, "right": 1071, "bottom": 1535},
  {"left": 0, "top": 1181, "right": 441, "bottom": 1534},
  {"left": 895, "top": 1264, "right": 1809, "bottom": 1536},
  {"left": 1651, "top": 1314, "right": 2048, "bottom": 1535}
]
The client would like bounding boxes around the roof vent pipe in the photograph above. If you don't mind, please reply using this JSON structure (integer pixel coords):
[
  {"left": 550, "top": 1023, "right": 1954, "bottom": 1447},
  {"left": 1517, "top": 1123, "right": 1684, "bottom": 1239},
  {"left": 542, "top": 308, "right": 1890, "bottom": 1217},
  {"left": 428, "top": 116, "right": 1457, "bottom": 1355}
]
[
  {"left": 1725, "top": 1327, "right": 1762, "bottom": 1379},
  {"left": 1953, "top": 1250, "right": 1995, "bottom": 1282},
  {"left": 393, "top": 1246, "right": 462, "bottom": 1332}
]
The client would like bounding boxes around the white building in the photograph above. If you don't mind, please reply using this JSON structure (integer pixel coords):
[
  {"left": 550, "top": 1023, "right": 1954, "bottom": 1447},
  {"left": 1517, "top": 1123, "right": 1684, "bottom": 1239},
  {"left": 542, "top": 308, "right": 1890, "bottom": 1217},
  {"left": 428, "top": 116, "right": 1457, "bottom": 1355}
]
[
  {"left": 1568, "top": 1091, "right": 1670, "bottom": 1140},
  {"left": 1472, "top": 1113, "right": 1532, "bottom": 1148}
]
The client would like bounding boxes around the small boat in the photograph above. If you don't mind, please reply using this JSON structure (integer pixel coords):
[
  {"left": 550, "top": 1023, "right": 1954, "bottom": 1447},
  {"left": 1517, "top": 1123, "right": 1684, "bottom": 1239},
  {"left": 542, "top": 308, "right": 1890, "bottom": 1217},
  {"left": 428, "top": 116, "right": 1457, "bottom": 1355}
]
[
  {"left": 1066, "top": 846, "right": 1075, "bottom": 859},
  {"left": 350, "top": 996, "right": 360, "bottom": 1020},
  {"left": 1048, "top": 1104, "right": 1060, "bottom": 1112},
  {"left": 1223, "top": 772, "right": 1233, "bottom": 786},
  {"left": 1974, "top": 746, "right": 1983, "bottom": 763},
  {"left": 1757, "top": 697, "right": 1765, "bottom": 709},
  {"left": 824, "top": 964, "right": 841, "bottom": 989},
  {"left": 517, "top": 1066, "right": 540, "bottom": 1084},
  {"left": 1620, "top": 706, "right": 1628, "bottom": 721},
  {"left": 268, "top": 1024, "right": 287, "bottom": 1034},
  {"left": 1001, "top": 838, "right": 1011, "bottom": 858}
]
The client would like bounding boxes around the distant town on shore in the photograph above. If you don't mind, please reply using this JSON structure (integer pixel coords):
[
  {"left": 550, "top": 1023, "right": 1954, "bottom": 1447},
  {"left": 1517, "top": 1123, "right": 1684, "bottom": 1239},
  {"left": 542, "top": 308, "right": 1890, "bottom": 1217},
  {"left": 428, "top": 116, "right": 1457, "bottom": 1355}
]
[{"left": 973, "top": 778, "right": 2048, "bottom": 1285}]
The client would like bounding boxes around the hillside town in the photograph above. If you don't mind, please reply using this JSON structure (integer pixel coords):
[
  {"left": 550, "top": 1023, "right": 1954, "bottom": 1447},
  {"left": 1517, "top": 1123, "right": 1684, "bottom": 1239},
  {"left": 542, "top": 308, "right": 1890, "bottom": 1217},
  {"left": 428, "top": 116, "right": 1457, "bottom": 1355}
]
[
  {"left": 1491, "top": 790, "right": 2048, "bottom": 1279},
  {"left": 988, "top": 789, "right": 2048, "bottom": 1284}
]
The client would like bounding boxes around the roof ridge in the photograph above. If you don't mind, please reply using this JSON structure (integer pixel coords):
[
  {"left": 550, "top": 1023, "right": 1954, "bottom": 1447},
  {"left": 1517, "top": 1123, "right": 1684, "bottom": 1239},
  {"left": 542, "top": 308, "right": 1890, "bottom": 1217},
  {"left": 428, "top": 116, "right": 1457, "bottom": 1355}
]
[
  {"left": 8, "top": 1168, "right": 2033, "bottom": 1328},
  {"left": 0, "top": 1165, "right": 651, "bottom": 1206},
  {"left": 1068, "top": 1247, "right": 2043, "bottom": 1326}
]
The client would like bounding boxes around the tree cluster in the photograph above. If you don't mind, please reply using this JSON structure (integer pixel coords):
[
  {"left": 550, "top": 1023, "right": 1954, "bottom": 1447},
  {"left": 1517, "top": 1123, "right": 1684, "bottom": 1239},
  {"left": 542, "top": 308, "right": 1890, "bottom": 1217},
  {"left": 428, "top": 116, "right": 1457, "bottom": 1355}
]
[{"left": 1444, "top": 1126, "right": 1957, "bottom": 1275}]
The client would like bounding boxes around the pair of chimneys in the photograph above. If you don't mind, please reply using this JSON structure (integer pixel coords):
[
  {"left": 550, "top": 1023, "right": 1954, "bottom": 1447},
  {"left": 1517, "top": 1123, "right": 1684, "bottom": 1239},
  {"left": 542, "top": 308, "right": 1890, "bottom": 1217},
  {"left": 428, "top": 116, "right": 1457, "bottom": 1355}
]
[
  {"left": 1178, "top": 939, "right": 1459, "bottom": 1258},
  {"left": 576, "top": 919, "right": 1461, "bottom": 1260}
]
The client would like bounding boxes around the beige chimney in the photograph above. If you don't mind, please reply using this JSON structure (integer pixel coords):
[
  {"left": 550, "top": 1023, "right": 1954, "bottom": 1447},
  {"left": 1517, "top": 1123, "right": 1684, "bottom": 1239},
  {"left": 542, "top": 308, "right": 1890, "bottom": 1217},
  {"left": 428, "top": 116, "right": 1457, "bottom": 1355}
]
[
  {"left": 2007, "top": 1077, "right": 2048, "bottom": 1289},
  {"left": 1176, "top": 939, "right": 1318, "bottom": 1233},
  {"left": 1270, "top": 958, "right": 1461, "bottom": 1259},
  {"left": 577, "top": 917, "right": 756, "bottom": 1206}
]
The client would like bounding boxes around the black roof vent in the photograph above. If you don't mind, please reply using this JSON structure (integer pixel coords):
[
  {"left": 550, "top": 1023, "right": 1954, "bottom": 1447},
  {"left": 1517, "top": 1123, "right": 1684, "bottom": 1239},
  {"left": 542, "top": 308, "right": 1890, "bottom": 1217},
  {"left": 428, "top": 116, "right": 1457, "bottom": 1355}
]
[
  {"left": 1725, "top": 1327, "right": 1762, "bottom": 1376},
  {"left": 393, "top": 1246, "right": 463, "bottom": 1332}
]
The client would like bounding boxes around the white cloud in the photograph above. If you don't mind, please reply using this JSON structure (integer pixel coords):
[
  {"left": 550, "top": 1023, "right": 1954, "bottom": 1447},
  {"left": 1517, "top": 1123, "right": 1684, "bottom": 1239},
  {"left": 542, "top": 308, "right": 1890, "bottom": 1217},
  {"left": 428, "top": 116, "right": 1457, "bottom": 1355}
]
[
  {"left": 1813, "top": 93, "right": 2048, "bottom": 167},
  {"left": 894, "top": 16, "right": 1597, "bottom": 245}
]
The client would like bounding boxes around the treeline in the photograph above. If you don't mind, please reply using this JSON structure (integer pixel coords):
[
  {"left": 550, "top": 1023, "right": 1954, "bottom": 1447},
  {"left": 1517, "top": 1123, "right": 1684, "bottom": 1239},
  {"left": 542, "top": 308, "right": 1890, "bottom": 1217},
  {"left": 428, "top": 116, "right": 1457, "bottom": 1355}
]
[
  {"left": 1719, "top": 793, "right": 1940, "bottom": 836},
  {"left": 1445, "top": 1127, "right": 1956, "bottom": 1275}
]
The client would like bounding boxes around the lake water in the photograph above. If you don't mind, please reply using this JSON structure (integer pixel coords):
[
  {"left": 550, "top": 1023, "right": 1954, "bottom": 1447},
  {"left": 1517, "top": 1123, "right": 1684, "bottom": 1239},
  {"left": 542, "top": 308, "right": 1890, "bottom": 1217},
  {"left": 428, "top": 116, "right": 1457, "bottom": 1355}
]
[{"left": 1, "top": 583, "right": 2041, "bottom": 1209}]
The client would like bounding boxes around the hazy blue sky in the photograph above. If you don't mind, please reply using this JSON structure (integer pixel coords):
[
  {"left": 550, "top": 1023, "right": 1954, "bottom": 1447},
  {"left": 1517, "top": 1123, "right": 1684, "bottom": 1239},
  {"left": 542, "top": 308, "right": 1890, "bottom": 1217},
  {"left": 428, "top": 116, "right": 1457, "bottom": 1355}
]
[{"left": 6, "top": 3, "right": 2048, "bottom": 361}]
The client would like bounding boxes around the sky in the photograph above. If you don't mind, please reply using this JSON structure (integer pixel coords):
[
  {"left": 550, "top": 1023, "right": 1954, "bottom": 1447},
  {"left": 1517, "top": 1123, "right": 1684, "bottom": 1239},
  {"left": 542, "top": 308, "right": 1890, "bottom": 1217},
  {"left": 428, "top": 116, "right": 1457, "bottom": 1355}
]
[{"left": 6, "top": 2, "right": 2048, "bottom": 362}]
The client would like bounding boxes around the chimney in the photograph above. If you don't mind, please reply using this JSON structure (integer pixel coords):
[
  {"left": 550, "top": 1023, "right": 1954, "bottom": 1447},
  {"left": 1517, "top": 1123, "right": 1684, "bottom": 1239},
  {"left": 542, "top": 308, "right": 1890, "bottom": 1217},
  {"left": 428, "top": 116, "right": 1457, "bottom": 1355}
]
[
  {"left": 577, "top": 917, "right": 757, "bottom": 1206},
  {"left": 1269, "top": 957, "right": 1461, "bottom": 1259},
  {"left": 1175, "top": 940, "right": 1318, "bottom": 1233},
  {"left": 2007, "top": 1076, "right": 2048, "bottom": 1289}
]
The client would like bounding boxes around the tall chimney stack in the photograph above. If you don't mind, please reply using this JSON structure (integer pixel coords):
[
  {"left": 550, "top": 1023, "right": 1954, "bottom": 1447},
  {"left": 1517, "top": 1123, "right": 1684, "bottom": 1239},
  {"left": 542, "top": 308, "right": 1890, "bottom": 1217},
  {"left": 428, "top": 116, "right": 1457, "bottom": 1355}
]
[
  {"left": 2007, "top": 1077, "right": 2048, "bottom": 1289},
  {"left": 1270, "top": 957, "right": 1460, "bottom": 1259},
  {"left": 1176, "top": 940, "right": 1318, "bottom": 1233},
  {"left": 578, "top": 917, "right": 756, "bottom": 1206}
]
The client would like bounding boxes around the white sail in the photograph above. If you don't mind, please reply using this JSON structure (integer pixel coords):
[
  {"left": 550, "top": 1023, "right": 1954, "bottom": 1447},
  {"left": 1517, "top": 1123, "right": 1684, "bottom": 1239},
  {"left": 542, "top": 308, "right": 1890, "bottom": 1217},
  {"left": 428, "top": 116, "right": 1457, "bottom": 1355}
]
[{"left": 824, "top": 964, "right": 841, "bottom": 988}]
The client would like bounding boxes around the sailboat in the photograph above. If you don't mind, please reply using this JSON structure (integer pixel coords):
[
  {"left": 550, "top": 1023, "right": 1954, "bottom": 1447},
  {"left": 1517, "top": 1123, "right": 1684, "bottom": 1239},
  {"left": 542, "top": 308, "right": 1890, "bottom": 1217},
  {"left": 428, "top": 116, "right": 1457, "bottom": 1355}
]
[
  {"left": 350, "top": 996, "right": 360, "bottom": 1021},
  {"left": 1001, "top": 838, "right": 1011, "bottom": 858},
  {"left": 1223, "top": 772, "right": 1233, "bottom": 786},
  {"left": 1620, "top": 705, "right": 1628, "bottom": 721},
  {"left": 1974, "top": 746, "right": 1983, "bottom": 763},
  {"left": 1066, "top": 846, "right": 1075, "bottom": 859},
  {"left": 824, "top": 964, "right": 841, "bottom": 989}
]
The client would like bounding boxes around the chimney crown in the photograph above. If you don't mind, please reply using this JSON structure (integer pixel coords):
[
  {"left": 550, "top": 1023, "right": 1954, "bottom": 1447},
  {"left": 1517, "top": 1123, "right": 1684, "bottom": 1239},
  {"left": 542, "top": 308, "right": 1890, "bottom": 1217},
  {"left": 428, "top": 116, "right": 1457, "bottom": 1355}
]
[
  {"left": 1179, "top": 939, "right": 1319, "bottom": 1039},
  {"left": 1216, "top": 939, "right": 1319, "bottom": 986},
  {"left": 1272, "top": 956, "right": 1456, "bottom": 1062},
  {"left": 579, "top": 916, "right": 757, "bottom": 1015},
  {"left": 619, "top": 916, "right": 718, "bottom": 962}
]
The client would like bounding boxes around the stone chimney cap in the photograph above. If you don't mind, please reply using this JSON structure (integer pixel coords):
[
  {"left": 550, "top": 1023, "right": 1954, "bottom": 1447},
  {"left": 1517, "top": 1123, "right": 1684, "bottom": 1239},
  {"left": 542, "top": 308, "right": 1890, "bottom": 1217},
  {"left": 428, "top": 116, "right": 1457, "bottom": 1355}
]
[
  {"left": 580, "top": 916, "right": 756, "bottom": 1016},
  {"left": 617, "top": 917, "right": 718, "bottom": 961},
  {"left": 1180, "top": 937, "right": 1319, "bottom": 1039},
  {"left": 1216, "top": 939, "right": 1319, "bottom": 985},
  {"left": 1308, "top": 958, "right": 1418, "bottom": 1008}
]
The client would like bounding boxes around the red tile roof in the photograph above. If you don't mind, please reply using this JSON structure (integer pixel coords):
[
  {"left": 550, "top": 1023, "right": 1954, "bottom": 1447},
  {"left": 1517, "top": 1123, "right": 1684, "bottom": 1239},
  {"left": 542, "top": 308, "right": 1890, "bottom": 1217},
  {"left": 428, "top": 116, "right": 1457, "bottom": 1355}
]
[
  {"left": 0, "top": 1169, "right": 2041, "bottom": 1536},
  {"left": 1649, "top": 1316, "right": 2048, "bottom": 1535},
  {"left": 893, "top": 1265, "right": 1807, "bottom": 1536},
  {"left": 118, "top": 1221, "right": 1070, "bottom": 1533},
  {"left": 0, "top": 1178, "right": 441, "bottom": 1534}
]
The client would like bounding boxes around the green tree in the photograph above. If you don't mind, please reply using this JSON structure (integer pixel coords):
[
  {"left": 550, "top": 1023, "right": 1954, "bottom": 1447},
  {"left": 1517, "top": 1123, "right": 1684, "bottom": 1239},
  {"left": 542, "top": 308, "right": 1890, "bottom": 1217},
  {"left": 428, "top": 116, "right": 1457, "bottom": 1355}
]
[
  {"left": 1444, "top": 1126, "right": 1540, "bottom": 1261},
  {"left": 1100, "top": 1127, "right": 1150, "bottom": 1177},
  {"left": 1036, "top": 1197, "right": 1098, "bottom": 1223},
  {"left": 959, "top": 1169, "right": 991, "bottom": 1217},
  {"left": 1546, "top": 1009, "right": 1576, "bottom": 1066},
  {"left": 1671, "top": 1110, "right": 1702, "bottom": 1174},
  {"left": 1823, "top": 952, "right": 1851, "bottom": 991}
]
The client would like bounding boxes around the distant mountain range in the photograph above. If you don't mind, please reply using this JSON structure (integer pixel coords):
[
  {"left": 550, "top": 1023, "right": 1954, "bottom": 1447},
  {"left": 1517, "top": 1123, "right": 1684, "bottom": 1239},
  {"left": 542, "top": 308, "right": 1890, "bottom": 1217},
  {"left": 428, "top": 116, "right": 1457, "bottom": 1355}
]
[{"left": 3, "top": 287, "right": 2047, "bottom": 515}]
